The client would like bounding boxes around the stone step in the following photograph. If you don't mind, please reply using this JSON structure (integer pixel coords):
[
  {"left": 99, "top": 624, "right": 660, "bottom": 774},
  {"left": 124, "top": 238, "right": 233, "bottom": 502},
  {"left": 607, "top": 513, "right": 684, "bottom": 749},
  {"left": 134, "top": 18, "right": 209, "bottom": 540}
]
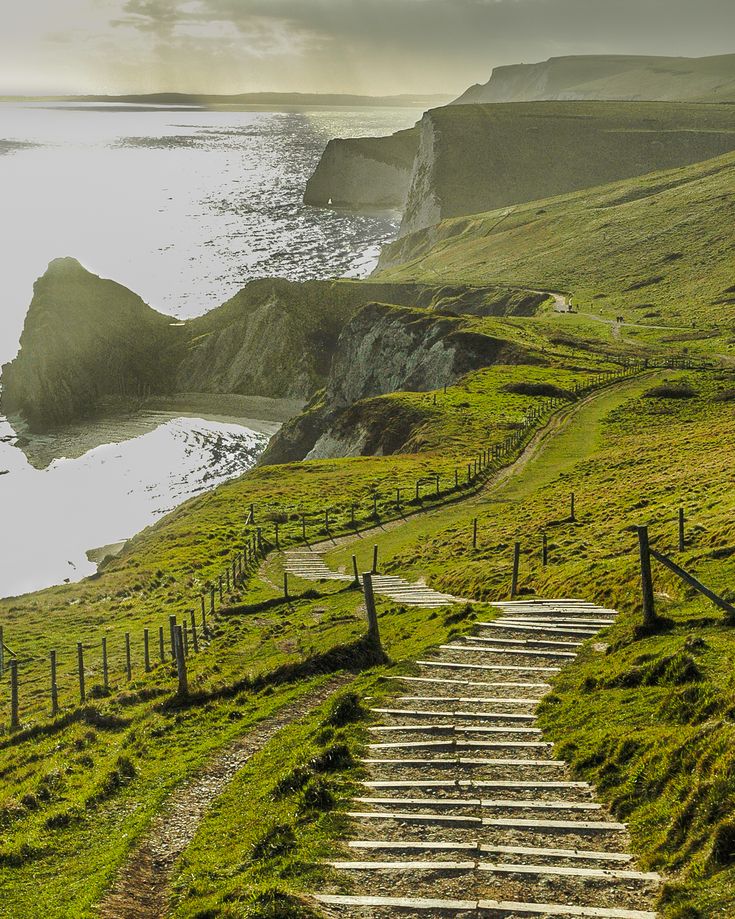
[
  {"left": 418, "top": 660, "right": 561, "bottom": 675},
  {"left": 394, "top": 676, "right": 551, "bottom": 691},
  {"left": 368, "top": 724, "right": 542, "bottom": 735},
  {"left": 465, "top": 636, "right": 583, "bottom": 649},
  {"left": 444, "top": 643, "right": 577, "bottom": 659},
  {"left": 368, "top": 740, "right": 551, "bottom": 751},
  {"left": 361, "top": 758, "right": 567, "bottom": 769},
  {"left": 483, "top": 817, "right": 626, "bottom": 834},
  {"left": 361, "top": 781, "right": 590, "bottom": 791},
  {"left": 347, "top": 841, "right": 633, "bottom": 864},
  {"left": 395, "top": 696, "right": 540, "bottom": 706},
  {"left": 354, "top": 798, "right": 601, "bottom": 812},
  {"left": 371, "top": 708, "right": 537, "bottom": 722},
  {"left": 313, "top": 894, "right": 656, "bottom": 918},
  {"left": 327, "top": 859, "right": 658, "bottom": 882},
  {"left": 478, "top": 623, "right": 599, "bottom": 637}
]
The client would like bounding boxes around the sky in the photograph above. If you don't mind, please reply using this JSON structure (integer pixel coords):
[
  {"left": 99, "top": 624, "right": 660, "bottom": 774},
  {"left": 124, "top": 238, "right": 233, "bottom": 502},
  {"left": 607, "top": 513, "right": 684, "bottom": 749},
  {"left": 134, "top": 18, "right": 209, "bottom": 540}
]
[{"left": 3, "top": 0, "right": 735, "bottom": 97}]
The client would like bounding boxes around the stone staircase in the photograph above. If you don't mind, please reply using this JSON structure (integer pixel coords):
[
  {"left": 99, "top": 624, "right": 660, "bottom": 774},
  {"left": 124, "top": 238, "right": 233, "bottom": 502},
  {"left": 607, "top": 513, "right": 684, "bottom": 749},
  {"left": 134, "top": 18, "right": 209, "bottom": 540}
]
[
  {"left": 284, "top": 548, "right": 460, "bottom": 608},
  {"left": 310, "top": 599, "right": 660, "bottom": 918}
]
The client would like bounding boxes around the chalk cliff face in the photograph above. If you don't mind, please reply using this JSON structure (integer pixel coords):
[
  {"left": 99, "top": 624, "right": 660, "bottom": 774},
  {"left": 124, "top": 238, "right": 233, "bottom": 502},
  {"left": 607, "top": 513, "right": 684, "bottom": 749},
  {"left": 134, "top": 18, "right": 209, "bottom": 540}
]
[
  {"left": 398, "top": 102, "right": 735, "bottom": 236},
  {"left": 260, "top": 301, "right": 544, "bottom": 464},
  {"left": 303, "top": 128, "right": 419, "bottom": 209},
  {"left": 455, "top": 54, "right": 735, "bottom": 105}
]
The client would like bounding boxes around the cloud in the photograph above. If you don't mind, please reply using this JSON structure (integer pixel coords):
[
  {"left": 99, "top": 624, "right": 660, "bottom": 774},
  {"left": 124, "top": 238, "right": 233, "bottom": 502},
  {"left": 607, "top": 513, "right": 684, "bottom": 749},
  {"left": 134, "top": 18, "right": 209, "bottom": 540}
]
[{"left": 2, "top": 0, "right": 735, "bottom": 94}]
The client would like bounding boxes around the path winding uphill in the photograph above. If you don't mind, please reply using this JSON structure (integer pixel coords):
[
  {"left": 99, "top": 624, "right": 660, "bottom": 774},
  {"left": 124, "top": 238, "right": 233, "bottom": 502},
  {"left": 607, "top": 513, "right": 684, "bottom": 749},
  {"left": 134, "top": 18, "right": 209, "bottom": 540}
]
[
  {"left": 285, "top": 548, "right": 461, "bottom": 607},
  {"left": 311, "top": 600, "right": 660, "bottom": 918}
]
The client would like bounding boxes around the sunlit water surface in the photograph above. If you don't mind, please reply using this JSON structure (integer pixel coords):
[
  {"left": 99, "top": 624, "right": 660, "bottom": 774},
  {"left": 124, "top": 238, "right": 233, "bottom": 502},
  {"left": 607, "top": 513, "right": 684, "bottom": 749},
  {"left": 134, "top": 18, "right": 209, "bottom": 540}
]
[{"left": 0, "top": 103, "right": 422, "bottom": 596}]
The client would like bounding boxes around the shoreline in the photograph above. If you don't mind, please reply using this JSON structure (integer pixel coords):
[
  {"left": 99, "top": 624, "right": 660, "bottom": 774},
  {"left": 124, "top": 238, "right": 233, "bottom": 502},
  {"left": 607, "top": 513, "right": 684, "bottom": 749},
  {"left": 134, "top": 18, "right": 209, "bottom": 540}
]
[{"left": 8, "top": 392, "right": 303, "bottom": 470}]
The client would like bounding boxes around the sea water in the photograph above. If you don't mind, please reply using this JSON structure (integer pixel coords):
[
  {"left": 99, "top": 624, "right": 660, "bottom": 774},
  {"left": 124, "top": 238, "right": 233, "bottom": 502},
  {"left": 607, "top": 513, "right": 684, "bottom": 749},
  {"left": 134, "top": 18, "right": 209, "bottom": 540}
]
[{"left": 0, "top": 103, "right": 422, "bottom": 596}]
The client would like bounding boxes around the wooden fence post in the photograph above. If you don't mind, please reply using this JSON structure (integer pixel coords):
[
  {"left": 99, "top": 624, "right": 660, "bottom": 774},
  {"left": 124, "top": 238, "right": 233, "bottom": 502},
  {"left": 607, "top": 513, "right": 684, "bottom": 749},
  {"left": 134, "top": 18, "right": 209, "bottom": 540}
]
[
  {"left": 174, "top": 625, "right": 188, "bottom": 699},
  {"left": 570, "top": 492, "right": 576, "bottom": 522},
  {"left": 0, "top": 624, "right": 4, "bottom": 677},
  {"left": 144, "top": 628, "right": 151, "bottom": 671},
  {"left": 185, "top": 612, "right": 196, "bottom": 655},
  {"left": 226, "top": 569, "right": 230, "bottom": 593},
  {"left": 352, "top": 555, "right": 360, "bottom": 585},
  {"left": 302, "top": 514, "right": 307, "bottom": 541},
  {"left": 542, "top": 533, "right": 548, "bottom": 567},
  {"left": 678, "top": 508, "right": 685, "bottom": 552},
  {"left": 125, "top": 632, "right": 132, "bottom": 681},
  {"left": 362, "top": 573, "right": 382, "bottom": 653},
  {"left": 455, "top": 469, "right": 459, "bottom": 488},
  {"left": 159, "top": 626, "right": 165, "bottom": 663},
  {"left": 636, "top": 526, "right": 657, "bottom": 628},
  {"left": 10, "top": 659, "right": 19, "bottom": 730},
  {"left": 283, "top": 571, "right": 289, "bottom": 600},
  {"left": 202, "top": 597, "right": 210, "bottom": 638},
  {"left": 274, "top": 520, "right": 280, "bottom": 550},
  {"left": 77, "top": 642, "right": 86, "bottom": 703},
  {"left": 218, "top": 575, "right": 223, "bottom": 602},
  {"left": 372, "top": 544, "right": 379, "bottom": 574},
  {"left": 472, "top": 518, "right": 478, "bottom": 550},
  {"left": 50, "top": 650, "right": 59, "bottom": 717},
  {"left": 415, "top": 480, "right": 421, "bottom": 502},
  {"left": 102, "top": 636, "right": 109, "bottom": 690},
  {"left": 210, "top": 586, "right": 215, "bottom": 617},
  {"left": 183, "top": 624, "right": 189, "bottom": 656},
  {"left": 169, "top": 615, "right": 177, "bottom": 661},
  {"left": 511, "top": 542, "right": 521, "bottom": 598}
]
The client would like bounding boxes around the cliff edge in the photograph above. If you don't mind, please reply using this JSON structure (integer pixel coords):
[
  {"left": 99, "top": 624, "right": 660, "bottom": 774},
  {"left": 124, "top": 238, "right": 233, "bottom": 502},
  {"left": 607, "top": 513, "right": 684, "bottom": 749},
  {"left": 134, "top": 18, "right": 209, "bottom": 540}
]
[{"left": 455, "top": 53, "right": 735, "bottom": 105}]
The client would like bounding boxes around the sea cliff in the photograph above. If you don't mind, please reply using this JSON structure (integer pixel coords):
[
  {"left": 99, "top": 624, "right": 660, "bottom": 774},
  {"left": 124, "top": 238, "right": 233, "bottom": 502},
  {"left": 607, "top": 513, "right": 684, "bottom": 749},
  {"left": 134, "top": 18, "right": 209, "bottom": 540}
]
[{"left": 1, "top": 260, "right": 523, "bottom": 432}]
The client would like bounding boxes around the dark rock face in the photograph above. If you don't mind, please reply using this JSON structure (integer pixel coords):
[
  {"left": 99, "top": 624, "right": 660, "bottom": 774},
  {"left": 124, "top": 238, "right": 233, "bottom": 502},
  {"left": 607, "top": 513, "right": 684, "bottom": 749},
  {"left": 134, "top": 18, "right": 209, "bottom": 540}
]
[
  {"left": 260, "top": 301, "right": 545, "bottom": 465},
  {"left": 0, "top": 259, "right": 174, "bottom": 430}
]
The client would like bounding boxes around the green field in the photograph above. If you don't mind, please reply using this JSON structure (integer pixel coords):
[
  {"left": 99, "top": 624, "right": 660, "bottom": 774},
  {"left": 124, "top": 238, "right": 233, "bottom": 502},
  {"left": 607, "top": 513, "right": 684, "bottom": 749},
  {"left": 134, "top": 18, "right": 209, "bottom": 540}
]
[{"left": 2, "top": 146, "right": 735, "bottom": 917}]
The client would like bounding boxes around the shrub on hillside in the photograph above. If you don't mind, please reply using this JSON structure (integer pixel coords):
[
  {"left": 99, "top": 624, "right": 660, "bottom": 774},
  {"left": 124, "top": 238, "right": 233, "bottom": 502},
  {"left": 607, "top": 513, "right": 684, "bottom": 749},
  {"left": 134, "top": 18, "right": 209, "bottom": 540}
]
[{"left": 643, "top": 383, "right": 698, "bottom": 399}]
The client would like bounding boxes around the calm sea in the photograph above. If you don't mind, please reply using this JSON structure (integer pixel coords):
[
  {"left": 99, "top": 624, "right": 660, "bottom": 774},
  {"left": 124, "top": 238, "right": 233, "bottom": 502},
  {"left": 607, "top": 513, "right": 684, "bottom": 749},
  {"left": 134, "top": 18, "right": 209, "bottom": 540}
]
[{"left": 0, "top": 103, "right": 423, "bottom": 597}]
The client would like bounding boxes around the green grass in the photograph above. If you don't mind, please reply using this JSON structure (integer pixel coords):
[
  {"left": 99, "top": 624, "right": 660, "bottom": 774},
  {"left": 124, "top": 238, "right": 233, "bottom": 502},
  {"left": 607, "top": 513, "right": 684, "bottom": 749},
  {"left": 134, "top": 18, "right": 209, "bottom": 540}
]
[
  {"left": 1, "top": 312, "right": 733, "bottom": 914},
  {"left": 379, "top": 150, "right": 735, "bottom": 339}
]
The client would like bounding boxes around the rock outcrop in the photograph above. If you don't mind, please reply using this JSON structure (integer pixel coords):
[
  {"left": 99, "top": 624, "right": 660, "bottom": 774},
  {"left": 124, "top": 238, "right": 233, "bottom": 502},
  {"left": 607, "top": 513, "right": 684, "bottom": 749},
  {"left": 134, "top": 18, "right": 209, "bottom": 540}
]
[
  {"left": 303, "top": 128, "right": 419, "bottom": 209},
  {"left": 398, "top": 101, "right": 735, "bottom": 235},
  {"left": 454, "top": 53, "right": 735, "bottom": 105},
  {"left": 260, "top": 301, "right": 545, "bottom": 464},
  {"left": 0, "top": 259, "right": 176, "bottom": 429}
]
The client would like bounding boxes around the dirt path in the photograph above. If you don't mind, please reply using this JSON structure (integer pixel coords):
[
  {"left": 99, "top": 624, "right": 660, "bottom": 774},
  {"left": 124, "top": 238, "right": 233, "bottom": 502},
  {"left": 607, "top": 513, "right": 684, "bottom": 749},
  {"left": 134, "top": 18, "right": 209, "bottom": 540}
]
[
  {"left": 97, "top": 676, "right": 352, "bottom": 919},
  {"left": 273, "top": 373, "right": 656, "bottom": 570}
]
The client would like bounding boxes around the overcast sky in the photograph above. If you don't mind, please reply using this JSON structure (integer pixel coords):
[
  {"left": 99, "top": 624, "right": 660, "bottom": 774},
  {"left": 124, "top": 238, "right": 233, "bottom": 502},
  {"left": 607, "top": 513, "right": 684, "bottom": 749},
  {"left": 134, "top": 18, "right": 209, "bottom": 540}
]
[{"left": 3, "top": 0, "right": 735, "bottom": 96}]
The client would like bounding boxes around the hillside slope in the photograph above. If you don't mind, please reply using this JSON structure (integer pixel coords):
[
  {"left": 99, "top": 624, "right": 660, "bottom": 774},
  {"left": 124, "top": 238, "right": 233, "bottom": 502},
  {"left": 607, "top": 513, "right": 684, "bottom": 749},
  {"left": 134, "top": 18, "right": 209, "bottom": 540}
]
[
  {"left": 378, "top": 150, "right": 735, "bottom": 329},
  {"left": 456, "top": 53, "right": 735, "bottom": 105},
  {"left": 399, "top": 101, "right": 735, "bottom": 234}
]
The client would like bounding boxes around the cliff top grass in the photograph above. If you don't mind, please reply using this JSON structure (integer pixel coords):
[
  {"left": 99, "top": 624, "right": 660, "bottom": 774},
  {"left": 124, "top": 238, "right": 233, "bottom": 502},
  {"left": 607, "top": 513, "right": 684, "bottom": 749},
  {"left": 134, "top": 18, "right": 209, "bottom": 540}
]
[
  {"left": 379, "top": 149, "right": 735, "bottom": 334},
  {"left": 456, "top": 53, "right": 735, "bottom": 105}
]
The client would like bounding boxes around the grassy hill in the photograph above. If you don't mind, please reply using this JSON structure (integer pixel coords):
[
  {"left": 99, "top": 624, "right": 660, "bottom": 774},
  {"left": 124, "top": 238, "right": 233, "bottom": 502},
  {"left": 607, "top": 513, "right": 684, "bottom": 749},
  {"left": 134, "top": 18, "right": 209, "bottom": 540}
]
[
  {"left": 380, "top": 150, "right": 735, "bottom": 335},
  {"left": 456, "top": 53, "right": 735, "bottom": 105}
]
